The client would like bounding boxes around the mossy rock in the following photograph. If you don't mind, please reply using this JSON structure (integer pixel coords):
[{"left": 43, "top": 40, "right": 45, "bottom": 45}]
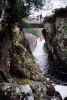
[
  {"left": 16, "top": 79, "right": 32, "bottom": 85},
  {"left": 10, "top": 25, "right": 42, "bottom": 81}
]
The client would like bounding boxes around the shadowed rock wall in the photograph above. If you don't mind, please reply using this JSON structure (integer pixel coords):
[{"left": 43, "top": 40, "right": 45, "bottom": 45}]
[{"left": 43, "top": 8, "right": 67, "bottom": 81}]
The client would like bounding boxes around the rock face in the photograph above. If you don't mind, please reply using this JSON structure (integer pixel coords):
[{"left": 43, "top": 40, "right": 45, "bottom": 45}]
[
  {"left": 0, "top": 22, "right": 43, "bottom": 82},
  {"left": 31, "top": 81, "right": 47, "bottom": 100},
  {"left": 9, "top": 25, "right": 42, "bottom": 81},
  {"left": 43, "top": 7, "right": 67, "bottom": 81},
  {"left": 0, "top": 83, "right": 34, "bottom": 100}
]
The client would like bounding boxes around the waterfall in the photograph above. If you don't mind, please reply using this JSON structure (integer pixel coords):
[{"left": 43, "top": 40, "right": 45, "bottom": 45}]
[
  {"left": 0, "top": 9, "right": 5, "bottom": 22},
  {"left": 0, "top": 0, "right": 8, "bottom": 23},
  {"left": 32, "top": 37, "right": 49, "bottom": 74}
]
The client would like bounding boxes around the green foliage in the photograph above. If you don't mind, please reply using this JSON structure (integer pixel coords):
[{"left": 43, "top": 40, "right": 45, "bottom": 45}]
[
  {"left": 15, "top": 0, "right": 45, "bottom": 19},
  {"left": 0, "top": 0, "right": 45, "bottom": 21},
  {"left": 33, "top": 0, "right": 44, "bottom": 8},
  {"left": 15, "top": 0, "right": 27, "bottom": 19},
  {"left": 26, "top": 0, "right": 45, "bottom": 8}
]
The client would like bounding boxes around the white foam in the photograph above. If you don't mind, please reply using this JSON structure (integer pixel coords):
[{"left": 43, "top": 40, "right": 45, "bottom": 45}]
[{"left": 54, "top": 84, "right": 67, "bottom": 99}]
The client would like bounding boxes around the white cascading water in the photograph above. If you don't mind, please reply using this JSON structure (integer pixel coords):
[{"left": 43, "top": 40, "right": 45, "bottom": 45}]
[
  {"left": 0, "top": 9, "right": 5, "bottom": 22},
  {"left": 32, "top": 37, "right": 49, "bottom": 74}
]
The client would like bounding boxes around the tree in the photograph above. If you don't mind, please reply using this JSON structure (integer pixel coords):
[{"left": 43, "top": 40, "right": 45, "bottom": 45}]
[{"left": 26, "top": 0, "right": 45, "bottom": 8}]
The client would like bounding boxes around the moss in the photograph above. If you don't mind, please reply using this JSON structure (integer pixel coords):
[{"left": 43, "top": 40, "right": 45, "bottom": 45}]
[
  {"left": 16, "top": 79, "right": 32, "bottom": 85},
  {"left": 10, "top": 25, "right": 41, "bottom": 80}
]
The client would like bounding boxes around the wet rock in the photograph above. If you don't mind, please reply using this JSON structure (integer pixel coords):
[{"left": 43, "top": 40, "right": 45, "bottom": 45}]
[
  {"left": 31, "top": 81, "right": 47, "bottom": 100},
  {"left": 9, "top": 25, "right": 42, "bottom": 81},
  {"left": 0, "top": 82, "right": 34, "bottom": 100},
  {"left": 43, "top": 8, "right": 67, "bottom": 81}
]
